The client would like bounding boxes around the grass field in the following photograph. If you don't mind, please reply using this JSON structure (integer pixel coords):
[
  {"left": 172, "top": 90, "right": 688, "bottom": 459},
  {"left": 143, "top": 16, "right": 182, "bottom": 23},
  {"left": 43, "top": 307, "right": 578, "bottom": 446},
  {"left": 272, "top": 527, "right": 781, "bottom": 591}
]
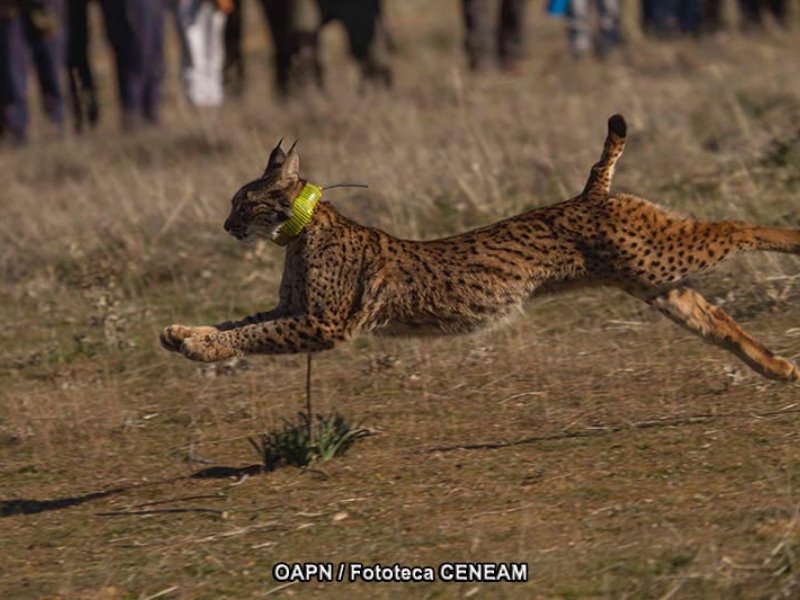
[{"left": 1, "top": 1, "right": 800, "bottom": 598}]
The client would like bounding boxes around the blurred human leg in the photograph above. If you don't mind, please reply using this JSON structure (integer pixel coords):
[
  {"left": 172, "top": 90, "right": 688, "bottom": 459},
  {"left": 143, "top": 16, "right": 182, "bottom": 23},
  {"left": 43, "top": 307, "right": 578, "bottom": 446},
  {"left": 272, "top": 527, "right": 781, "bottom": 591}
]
[
  {"left": 67, "top": 0, "right": 99, "bottom": 131},
  {"left": 737, "top": 0, "right": 762, "bottom": 28},
  {"left": 223, "top": 0, "right": 244, "bottom": 95},
  {"left": 567, "top": 0, "right": 591, "bottom": 56},
  {"left": 258, "top": 0, "right": 292, "bottom": 96},
  {"left": 0, "top": 13, "right": 30, "bottom": 143},
  {"left": 497, "top": 0, "right": 526, "bottom": 69},
  {"left": 135, "top": 0, "right": 165, "bottom": 123},
  {"left": 568, "top": 0, "right": 619, "bottom": 58},
  {"left": 24, "top": 0, "right": 66, "bottom": 133},
  {"left": 641, "top": 0, "right": 655, "bottom": 32},
  {"left": 327, "top": 0, "right": 390, "bottom": 86},
  {"left": 767, "top": 0, "right": 787, "bottom": 26},
  {"left": 98, "top": 0, "right": 137, "bottom": 126},
  {"left": 701, "top": 0, "right": 724, "bottom": 33},
  {"left": 596, "top": 0, "right": 620, "bottom": 54},
  {"left": 651, "top": 0, "right": 680, "bottom": 34},
  {"left": 176, "top": 0, "right": 226, "bottom": 106},
  {"left": 676, "top": 0, "right": 701, "bottom": 33},
  {"left": 463, "top": 0, "right": 495, "bottom": 71},
  {"left": 204, "top": 3, "right": 226, "bottom": 104}
]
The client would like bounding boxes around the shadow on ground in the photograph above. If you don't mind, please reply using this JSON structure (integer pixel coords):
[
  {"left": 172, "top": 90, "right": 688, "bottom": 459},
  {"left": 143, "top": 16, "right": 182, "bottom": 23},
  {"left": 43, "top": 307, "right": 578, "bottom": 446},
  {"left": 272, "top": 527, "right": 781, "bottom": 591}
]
[{"left": 0, "top": 464, "right": 264, "bottom": 517}]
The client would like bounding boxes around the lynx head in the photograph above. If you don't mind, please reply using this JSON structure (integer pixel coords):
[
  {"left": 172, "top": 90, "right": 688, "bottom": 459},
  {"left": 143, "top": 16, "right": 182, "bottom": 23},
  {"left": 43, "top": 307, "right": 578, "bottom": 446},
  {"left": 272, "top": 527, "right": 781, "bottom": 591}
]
[{"left": 224, "top": 140, "right": 305, "bottom": 242}]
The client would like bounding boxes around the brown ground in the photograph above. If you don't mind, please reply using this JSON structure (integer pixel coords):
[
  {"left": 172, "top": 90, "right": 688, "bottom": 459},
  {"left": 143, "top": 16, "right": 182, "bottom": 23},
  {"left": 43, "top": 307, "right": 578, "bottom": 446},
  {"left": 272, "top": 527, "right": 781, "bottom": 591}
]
[{"left": 1, "top": 1, "right": 800, "bottom": 598}]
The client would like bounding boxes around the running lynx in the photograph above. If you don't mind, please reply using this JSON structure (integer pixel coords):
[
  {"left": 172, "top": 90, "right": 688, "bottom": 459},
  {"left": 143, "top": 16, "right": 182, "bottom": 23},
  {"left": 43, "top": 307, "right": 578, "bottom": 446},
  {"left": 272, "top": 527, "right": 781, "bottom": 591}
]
[{"left": 161, "top": 115, "right": 800, "bottom": 382}]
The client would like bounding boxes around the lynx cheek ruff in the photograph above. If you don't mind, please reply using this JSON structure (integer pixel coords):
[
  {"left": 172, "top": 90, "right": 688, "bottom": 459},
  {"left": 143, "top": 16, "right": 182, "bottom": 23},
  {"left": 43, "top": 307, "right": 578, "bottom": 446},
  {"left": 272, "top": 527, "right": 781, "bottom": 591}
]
[{"left": 272, "top": 182, "right": 323, "bottom": 246}]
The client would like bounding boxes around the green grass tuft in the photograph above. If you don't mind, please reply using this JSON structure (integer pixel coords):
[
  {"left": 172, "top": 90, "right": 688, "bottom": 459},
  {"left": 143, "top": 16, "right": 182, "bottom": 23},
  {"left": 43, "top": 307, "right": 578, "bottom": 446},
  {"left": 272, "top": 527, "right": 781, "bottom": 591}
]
[{"left": 249, "top": 411, "right": 368, "bottom": 470}]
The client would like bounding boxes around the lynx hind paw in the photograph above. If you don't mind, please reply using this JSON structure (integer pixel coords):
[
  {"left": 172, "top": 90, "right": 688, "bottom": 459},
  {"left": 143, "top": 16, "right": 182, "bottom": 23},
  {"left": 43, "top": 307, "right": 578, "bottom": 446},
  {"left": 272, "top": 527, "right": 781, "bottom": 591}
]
[
  {"left": 766, "top": 358, "right": 800, "bottom": 383},
  {"left": 160, "top": 325, "right": 217, "bottom": 353}
]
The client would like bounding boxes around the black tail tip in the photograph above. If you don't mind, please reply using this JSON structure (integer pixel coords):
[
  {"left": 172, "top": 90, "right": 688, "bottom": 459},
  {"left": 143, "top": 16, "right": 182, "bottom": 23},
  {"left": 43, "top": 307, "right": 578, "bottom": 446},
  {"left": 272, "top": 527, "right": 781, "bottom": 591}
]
[{"left": 608, "top": 114, "right": 627, "bottom": 139}]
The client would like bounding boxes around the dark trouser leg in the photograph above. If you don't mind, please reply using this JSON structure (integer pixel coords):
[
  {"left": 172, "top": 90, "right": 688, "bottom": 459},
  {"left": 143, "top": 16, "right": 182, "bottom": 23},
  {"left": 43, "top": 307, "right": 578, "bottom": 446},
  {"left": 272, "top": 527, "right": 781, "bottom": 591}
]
[
  {"left": 676, "top": 0, "right": 701, "bottom": 33},
  {"left": 737, "top": 0, "right": 762, "bottom": 27},
  {"left": 102, "top": 0, "right": 163, "bottom": 127},
  {"left": 768, "top": 0, "right": 787, "bottom": 25},
  {"left": 140, "top": 0, "right": 164, "bottom": 122},
  {"left": 126, "top": 0, "right": 164, "bottom": 124},
  {"left": 651, "top": 0, "right": 680, "bottom": 34},
  {"left": 224, "top": 0, "right": 245, "bottom": 95},
  {"left": 701, "top": 0, "right": 723, "bottom": 33},
  {"left": 462, "top": 0, "right": 494, "bottom": 71},
  {"left": 0, "top": 15, "right": 30, "bottom": 142},
  {"left": 24, "top": 0, "right": 66, "bottom": 132},
  {"left": 497, "top": 0, "right": 526, "bottom": 68},
  {"left": 288, "top": 0, "right": 323, "bottom": 91},
  {"left": 641, "top": 0, "right": 654, "bottom": 32},
  {"left": 258, "top": 0, "right": 292, "bottom": 97},
  {"left": 99, "top": 0, "right": 135, "bottom": 123},
  {"left": 67, "top": 0, "right": 97, "bottom": 131},
  {"left": 325, "top": 0, "right": 390, "bottom": 86},
  {"left": 597, "top": 0, "right": 621, "bottom": 54}
]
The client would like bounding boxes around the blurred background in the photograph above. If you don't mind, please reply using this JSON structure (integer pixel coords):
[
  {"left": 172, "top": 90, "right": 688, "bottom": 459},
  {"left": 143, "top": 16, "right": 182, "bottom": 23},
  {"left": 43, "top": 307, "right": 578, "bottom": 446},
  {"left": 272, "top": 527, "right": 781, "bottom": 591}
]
[{"left": 2, "top": 2, "right": 800, "bottom": 598}]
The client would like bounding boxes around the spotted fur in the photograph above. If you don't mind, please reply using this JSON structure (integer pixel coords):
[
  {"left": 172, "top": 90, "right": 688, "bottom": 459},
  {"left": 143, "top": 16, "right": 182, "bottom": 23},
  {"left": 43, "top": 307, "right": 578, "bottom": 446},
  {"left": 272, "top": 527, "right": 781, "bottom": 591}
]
[{"left": 162, "top": 115, "right": 800, "bottom": 382}]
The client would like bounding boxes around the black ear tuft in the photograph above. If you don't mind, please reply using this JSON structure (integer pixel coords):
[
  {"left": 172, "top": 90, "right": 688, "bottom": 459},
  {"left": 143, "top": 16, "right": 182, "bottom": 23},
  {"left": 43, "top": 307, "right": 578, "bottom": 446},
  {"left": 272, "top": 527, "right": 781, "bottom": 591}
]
[
  {"left": 264, "top": 139, "right": 286, "bottom": 173},
  {"left": 608, "top": 114, "right": 627, "bottom": 139}
]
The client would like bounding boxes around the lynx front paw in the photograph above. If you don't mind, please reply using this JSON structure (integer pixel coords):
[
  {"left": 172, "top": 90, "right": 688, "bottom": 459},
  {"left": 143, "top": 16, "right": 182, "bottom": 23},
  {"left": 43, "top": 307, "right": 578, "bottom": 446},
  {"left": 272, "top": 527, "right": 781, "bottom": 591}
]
[
  {"left": 180, "top": 334, "right": 240, "bottom": 362},
  {"left": 160, "top": 325, "right": 218, "bottom": 353}
]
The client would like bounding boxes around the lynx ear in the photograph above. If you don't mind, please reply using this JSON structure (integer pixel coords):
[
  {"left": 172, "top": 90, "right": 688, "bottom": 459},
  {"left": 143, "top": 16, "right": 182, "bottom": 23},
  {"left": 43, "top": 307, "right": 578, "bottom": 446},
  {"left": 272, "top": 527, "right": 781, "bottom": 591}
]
[
  {"left": 264, "top": 139, "right": 286, "bottom": 174},
  {"left": 280, "top": 140, "right": 300, "bottom": 185}
]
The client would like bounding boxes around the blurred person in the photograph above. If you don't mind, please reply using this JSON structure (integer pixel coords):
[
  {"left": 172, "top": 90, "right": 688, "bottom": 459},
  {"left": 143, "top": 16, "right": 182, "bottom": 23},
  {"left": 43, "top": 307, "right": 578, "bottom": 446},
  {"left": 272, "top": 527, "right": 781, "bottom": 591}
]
[
  {"left": 266, "top": 0, "right": 392, "bottom": 94},
  {"left": 642, "top": 0, "right": 703, "bottom": 35},
  {"left": 675, "top": 0, "right": 702, "bottom": 32},
  {"left": 462, "top": 0, "right": 527, "bottom": 72},
  {"left": 262, "top": 0, "right": 323, "bottom": 96},
  {"left": 0, "top": 0, "right": 66, "bottom": 144},
  {"left": 701, "top": 0, "right": 724, "bottom": 32},
  {"left": 123, "top": 0, "right": 165, "bottom": 127},
  {"left": 222, "top": 0, "right": 243, "bottom": 95},
  {"left": 641, "top": 0, "right": 653, "bottom": 28},
  {"left": 319, "top": 0, "right": 392, "bottom": 87},
  {"left": 225, "top": 0, "right": 380, "bottom": 97},
  {"left": 567, "top": 0, "right": 621, "bottom": 58},
  {"left": 172, "top": 0, "right": 232, "bottom": 107},
  {"left": 66, "top": 0, "right": 99, "bottom": 131},
  {"left": 67, "top": 0, "right": 165, "bottom": 131},
  {"left": 737, "top": 0, "right": 787, "bottom": 28}
]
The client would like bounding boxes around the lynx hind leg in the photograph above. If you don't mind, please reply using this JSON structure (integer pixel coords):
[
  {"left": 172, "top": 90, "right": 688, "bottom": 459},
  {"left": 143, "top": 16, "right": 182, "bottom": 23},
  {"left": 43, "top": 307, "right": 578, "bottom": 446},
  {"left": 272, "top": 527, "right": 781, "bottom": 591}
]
[
  {"left": 160, "top": 324, "right": 219, "bottom": 352},
  {"left": 643, "top": 286, "right": 799, "bottom": 382},
  {"left": 583, "top": 114, "right": 627, "bottom": 200}
]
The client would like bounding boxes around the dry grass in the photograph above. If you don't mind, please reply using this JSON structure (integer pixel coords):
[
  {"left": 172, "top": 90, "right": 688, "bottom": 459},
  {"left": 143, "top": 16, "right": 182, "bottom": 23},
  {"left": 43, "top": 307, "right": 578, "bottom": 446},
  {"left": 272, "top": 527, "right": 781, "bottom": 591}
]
[{"left": 1, "top": 1, "right": 800, "bottom": 598}]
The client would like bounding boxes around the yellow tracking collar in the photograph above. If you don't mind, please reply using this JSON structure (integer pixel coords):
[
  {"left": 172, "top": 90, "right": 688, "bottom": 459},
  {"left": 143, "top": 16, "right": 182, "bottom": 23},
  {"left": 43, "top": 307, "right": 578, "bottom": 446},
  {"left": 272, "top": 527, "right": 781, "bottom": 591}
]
[{"left": 272, "top": 182, "right": 323, "bottom": 246}]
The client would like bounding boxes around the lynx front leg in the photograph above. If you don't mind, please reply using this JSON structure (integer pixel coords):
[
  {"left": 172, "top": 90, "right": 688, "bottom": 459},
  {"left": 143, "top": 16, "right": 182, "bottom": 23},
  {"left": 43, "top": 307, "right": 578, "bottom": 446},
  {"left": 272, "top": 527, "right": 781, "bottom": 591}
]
[
  {"left": 179, "top": 315, "right": 345, "bottom": 362},
  {"left": 645, "top": 286, "right": 799, "bottom": 382},
  {"left": 160, "top": 307, "right": 286, "bottom": 353}
]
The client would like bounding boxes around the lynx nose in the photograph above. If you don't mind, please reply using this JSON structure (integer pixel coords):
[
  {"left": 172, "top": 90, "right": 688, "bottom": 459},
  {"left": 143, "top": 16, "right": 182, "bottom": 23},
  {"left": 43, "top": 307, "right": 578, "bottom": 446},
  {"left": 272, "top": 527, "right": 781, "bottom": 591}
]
[{"left": 224, "top": 218, "right": 239, "bottom": 239}]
